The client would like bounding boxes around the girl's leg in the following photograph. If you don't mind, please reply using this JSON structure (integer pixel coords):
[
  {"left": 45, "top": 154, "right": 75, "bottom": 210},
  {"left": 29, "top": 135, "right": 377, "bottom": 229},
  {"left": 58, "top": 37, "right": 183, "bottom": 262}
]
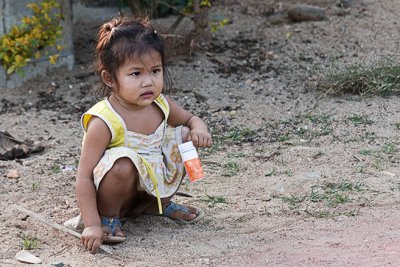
[{"left": 97, "top": 157, "right": 138, "bottom": 236}]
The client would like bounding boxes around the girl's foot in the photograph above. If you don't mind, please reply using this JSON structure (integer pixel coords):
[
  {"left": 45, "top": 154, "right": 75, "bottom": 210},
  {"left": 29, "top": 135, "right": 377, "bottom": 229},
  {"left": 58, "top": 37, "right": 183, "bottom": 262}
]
[
  {"left": 101, "top": 217, "right": 126, "bottom": 243},
  {"left": 163, "top": 202, "right": 205, "bottom": 224}
]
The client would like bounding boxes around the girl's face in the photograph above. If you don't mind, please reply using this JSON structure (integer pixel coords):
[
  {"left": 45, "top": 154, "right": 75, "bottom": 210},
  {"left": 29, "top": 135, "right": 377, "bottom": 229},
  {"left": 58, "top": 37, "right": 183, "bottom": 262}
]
[{"left": 110, "top": 50, "right": 164, "bottom": 108}]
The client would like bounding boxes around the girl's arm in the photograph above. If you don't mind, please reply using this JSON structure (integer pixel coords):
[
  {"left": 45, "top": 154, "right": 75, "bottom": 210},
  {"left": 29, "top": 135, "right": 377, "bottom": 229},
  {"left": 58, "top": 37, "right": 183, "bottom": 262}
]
[
  {"left": 76, "top": 116, "right": 111, "bottom": 253},
  {"left": 166, "top": 96, "right": 212, "bottom": 148}
]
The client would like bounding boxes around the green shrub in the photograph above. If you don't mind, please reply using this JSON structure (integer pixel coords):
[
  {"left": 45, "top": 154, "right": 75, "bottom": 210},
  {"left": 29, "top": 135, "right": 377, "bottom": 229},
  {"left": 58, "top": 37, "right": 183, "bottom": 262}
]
[{"left": 0, "top": 0, "right": 63, "bottom": 77}]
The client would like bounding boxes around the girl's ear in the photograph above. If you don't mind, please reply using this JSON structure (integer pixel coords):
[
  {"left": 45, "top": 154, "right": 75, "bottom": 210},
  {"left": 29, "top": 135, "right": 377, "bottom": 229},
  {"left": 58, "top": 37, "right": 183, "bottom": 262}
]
[{"left": 101, "top": 70, "right": 114, "bottom": 88}]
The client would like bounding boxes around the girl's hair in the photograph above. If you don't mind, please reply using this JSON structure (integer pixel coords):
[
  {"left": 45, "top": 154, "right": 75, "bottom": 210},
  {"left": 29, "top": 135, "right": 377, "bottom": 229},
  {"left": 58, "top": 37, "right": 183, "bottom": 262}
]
[{"left": 94, "top": 14, "right": 172, "bottom": 97}]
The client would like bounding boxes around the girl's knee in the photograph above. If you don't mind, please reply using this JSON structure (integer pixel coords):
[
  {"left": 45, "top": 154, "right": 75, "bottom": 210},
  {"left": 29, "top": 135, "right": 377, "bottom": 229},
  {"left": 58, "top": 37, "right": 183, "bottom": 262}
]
[
  {"left": 108, "top": 157, "right": 138, "bottom": 180},
  {"left": 181, "top": 126, "right": 190, "bottom": 142}
]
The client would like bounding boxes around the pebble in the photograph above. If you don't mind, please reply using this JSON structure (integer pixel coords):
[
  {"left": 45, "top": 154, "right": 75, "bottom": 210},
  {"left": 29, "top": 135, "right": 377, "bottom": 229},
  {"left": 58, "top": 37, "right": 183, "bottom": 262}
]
[
  {"left": 199, "top": 258, "right": 210, "bottom": 265},
  {"left": 51, "top": 81, "right": 58, "bottom": 87},
  {"left": 288, "top": 4, "right": 326, "bottom": 22},
  {"left": 6, "top": 169, "right": 19, "bottom": 179},
  {"left": 266, "top": 51, "right": 277, "bottom": 60},
  {"left": 262, "top": 195, "right": 272, "bottom": 202},
  {"left": 51, "top": 261, "right": 65, "bottom": 267},
  {"left": 340, "top": 0, "right": 353, "bottom": 8}
]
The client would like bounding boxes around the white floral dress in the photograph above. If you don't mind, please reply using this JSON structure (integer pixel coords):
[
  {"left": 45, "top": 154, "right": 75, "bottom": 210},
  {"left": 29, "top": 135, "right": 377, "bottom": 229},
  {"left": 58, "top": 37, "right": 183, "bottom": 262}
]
[
  {"left": 64, "top": 94, "right": 185, "bottom": 230},
  {"left": 93, "top": 122, "right": 185, "bottom": 197}
]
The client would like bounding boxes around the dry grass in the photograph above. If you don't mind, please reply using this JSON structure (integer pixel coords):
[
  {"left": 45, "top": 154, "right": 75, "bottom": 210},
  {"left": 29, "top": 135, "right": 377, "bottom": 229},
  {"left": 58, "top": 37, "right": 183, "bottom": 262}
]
[{"left": 317, "top": 59, "right": 400, "bottom": 96}]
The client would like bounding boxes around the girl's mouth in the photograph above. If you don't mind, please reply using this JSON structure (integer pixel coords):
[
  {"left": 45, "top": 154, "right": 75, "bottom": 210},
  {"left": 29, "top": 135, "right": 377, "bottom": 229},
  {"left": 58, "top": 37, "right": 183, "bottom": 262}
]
[{"left": 140, "top": 91, "right": 154, "bottom": 98}]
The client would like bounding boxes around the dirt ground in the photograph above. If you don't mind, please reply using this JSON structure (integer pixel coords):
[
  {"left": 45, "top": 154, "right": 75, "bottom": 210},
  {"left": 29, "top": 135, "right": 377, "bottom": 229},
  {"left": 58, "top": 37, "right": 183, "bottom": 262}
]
[{"left": 1, "top": 0, "right": 400, "bottom": 266}]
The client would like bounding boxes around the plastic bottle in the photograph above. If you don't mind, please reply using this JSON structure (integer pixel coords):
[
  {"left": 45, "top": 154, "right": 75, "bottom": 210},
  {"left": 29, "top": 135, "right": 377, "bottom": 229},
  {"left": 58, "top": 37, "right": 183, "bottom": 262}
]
[{"left": 178, "top": 141, "right": 205, "bottom": 182}]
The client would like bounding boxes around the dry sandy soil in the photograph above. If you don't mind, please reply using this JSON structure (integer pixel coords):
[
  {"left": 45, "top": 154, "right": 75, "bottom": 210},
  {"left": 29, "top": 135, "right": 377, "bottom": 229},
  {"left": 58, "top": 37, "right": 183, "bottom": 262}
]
[{"left": 1, "top": 0, "right": 400, "bottom": 266}]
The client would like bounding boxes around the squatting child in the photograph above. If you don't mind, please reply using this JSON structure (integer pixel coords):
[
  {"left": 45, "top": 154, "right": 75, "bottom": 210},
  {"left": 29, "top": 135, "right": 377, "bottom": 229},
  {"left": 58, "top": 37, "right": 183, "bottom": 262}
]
[{"left": 64, "top": 14, "right": 212, "bottom": 253}]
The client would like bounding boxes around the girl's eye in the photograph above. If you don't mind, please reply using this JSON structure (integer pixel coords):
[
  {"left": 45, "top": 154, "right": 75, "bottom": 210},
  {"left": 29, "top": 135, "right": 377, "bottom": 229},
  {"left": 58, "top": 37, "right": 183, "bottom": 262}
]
[
  {"left": 152, "top": 68, "right": 161, "bottom": 74},
  {"left": 131, "top": 71, "right": 140, "bottom": 76}
]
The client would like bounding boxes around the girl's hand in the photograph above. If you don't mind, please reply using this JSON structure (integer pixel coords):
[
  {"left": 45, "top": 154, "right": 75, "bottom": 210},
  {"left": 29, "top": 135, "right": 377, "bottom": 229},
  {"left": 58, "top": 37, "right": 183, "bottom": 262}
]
[
  {"left": 183, "top": 115, "right": 212, "bottom": 148},
  {"left": 81, "top": 226, "right": 103, "bottom": 254},
  {"left": 189, "top": 127, "right": 212, "bottom": 148}
]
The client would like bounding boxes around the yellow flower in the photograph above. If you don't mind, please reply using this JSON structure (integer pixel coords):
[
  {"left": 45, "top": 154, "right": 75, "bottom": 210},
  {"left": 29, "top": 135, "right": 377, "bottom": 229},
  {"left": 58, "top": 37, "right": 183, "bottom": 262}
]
[
  {"left": 49, "top": 54, "right": 59, "bottom": 64},
  {"left": 22, "top": 17, "right": 31, "bottom": 24}
]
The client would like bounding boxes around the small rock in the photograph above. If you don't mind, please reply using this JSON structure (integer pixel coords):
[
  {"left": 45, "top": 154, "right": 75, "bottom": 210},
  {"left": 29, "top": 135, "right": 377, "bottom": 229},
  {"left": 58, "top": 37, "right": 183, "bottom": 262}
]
[
  {"left": 15, "top": 250, "right": 42, "bottom": 264},
  {"left": 288, "top": 5, "right": 326, "bottom": 22},
  {"left": 339, "top": 0, "right": 353, "bottom": 8},
  {"left": 193, "top": 91, "right": 208, "bottom": 101},
  {"left": 266, "top": 51, "right": 277, "bottom": 60},
  {"left": 60, "top": 165, "right": 76, "bottom": 172},
  {"left": 51, "top": 261, "right": 65, "bottom": 267},
  {"left": 50, "top": 81, "right": 59, "bottom": 88},
  {"left": 262, "top": 195, "right": 272, "bottom": 201},
  {"left": 200, "top": 258, "right": 210, "bottom": 265},
  {"left": 6, "top": 169, "right": 19, "bottom": 179}
]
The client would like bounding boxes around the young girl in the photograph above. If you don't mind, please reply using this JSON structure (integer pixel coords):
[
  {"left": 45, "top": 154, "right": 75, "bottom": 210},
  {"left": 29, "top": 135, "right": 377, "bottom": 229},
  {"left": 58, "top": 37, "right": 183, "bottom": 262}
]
[{"left": 64, "top": 14, "right": 212, "bottom": 254}]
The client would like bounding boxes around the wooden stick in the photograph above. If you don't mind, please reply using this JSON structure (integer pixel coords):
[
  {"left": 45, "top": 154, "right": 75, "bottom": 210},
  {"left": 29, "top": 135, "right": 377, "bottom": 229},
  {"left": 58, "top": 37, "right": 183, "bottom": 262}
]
[{"left": 11, "top": 204, "right": 113, "bottom": 254}]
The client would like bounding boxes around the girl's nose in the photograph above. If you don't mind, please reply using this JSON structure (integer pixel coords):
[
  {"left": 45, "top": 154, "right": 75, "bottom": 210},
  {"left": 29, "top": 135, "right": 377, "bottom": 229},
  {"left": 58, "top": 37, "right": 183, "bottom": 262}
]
[{"left": 142, "top": 75, "right": 153, "bottom": 87}]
